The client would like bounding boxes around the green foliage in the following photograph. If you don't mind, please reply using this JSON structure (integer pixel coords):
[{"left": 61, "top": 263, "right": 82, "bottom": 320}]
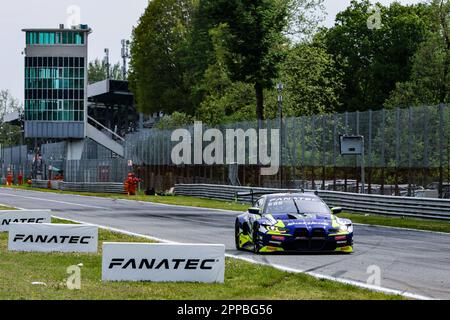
[
  {"left": 266, "top": 42, "right": 344, "bottom": 118},
  {"left": 322, "top": 0, "right": 430, "bottom": 112},
  {"left": 128, "top": 0, "right": 449, "bottom": 125},
  {"left": 88, "top": 59, "right": 124, "bottom": 84},
  {"left": 156, "top": 112, "right": 194, "bottom": 130},
  {"left": 197, "top": 0, "right": 290, "bottom": 120},
  {"left": 0, "top": 123, "right": 23, "bottom": 147},
  {"left": 0, "top": 90, "right": 23, "bottom": 147},
  {"left": 129, "top": 0, "right": 197, "bottom": 116},
  {"left": 385, "top": 0, "right": 450, "bottom": 107},
  {"left": 0, "top": 90, "right": 22, "bottom": 119}
]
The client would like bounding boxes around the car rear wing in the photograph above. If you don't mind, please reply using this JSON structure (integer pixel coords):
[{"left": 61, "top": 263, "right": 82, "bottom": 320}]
[{"left": 234, "top": 188, "right": 311, "bottom": 204}]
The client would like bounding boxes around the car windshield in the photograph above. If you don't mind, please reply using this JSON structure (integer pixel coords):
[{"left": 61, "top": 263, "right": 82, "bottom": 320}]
[{"left": 265, "top": 197, "right": 331, "bottom": 215}]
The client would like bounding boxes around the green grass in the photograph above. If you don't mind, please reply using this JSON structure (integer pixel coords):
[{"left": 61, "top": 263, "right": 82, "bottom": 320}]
[
  {"left": 0, "top": 218, "right": 400, "bottom": 300},
  {"left": 5, "top": 184, "right": 450, "bottom": 234},
  {"left": 0, "top": 205, "right": 16, "bottom": 210},
  {"left": 340, "top": 212, "right": 450, "bottom": 233}
]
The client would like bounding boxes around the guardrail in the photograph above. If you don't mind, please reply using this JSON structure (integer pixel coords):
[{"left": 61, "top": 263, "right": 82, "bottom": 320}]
[
  {"left": 174, "top": 184, "right": 450, "bottom": 221},
  {"left": 32, "top": 180, "right": 125, "bottom": 194}
]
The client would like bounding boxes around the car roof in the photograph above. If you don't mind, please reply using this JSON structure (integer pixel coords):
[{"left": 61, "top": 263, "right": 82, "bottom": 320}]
[{"left": 263, "top": 193, "right": 320, "bottom": 200}]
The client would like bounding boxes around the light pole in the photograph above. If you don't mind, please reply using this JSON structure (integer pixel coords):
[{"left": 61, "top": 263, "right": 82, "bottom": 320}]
[{"left": 277, "top": 83, "right": 284, "bottom": 189}]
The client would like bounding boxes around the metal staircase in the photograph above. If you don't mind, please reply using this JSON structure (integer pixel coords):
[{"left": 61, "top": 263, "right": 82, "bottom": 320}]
[{"left": 86, "top": 116, "right": 125, "bottom": 157}]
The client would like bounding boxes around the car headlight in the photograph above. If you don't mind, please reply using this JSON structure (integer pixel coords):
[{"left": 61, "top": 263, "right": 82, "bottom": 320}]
[
  {"left": 265, "top": 225, "right": 288, "bottom": 234},
  {"left": 339, "top": 224, "right": 353, "bottom": 233}
]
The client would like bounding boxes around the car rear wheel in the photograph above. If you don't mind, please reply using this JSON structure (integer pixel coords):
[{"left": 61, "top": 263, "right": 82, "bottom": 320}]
[{"left": 253, "top": 222, "right": 261, "bottom": 254}]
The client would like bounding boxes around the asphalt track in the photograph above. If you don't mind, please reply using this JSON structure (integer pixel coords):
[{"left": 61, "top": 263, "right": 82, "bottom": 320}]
[{"left": 0, "top": 187, "right": 449, "bottom": 299}]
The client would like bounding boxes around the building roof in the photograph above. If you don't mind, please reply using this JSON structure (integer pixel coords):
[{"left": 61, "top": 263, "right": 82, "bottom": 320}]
[
  {"left": 22, "top": 26, "right": 91, "bottom": 33},
  {"left": 88, "top": 79, "right": 133, "bottom": 105}
]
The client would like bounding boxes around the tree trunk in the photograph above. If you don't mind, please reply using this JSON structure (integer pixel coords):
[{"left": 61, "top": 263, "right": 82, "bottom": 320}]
[
  {"left": 439, "top": 0, "right": 450, "bottom": 103},
  {"left": 255, "top": 82, "right": 264, "bottom": 121}
]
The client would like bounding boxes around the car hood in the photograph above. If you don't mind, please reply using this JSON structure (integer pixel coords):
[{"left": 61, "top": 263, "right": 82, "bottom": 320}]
[{"left": 260, "top": 213, "right": 352, "bottom": 229}]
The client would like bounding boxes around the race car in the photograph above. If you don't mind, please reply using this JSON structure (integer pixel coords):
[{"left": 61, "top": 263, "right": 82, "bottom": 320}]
[{"left": 235, "top": 192, "right": 353, "bottom": 254}]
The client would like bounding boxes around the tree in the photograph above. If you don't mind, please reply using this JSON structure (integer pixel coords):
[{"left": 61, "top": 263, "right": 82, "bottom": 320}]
[
  {"left": 0, "top": 90, "right": 22, "bottom": 120},
  {"left": 0, "top": 90, "right": 23, "bottom": 147},
  {"left": 385, "top": 0, "right": 450, "bottom": 107},
  {"left": 196, "top": 0, "right": 290, "bottom": 121},
  {"left": 285, "top": 0, "right": 326, "bottom": 42},
  {"left": 322, "top": 0, "right": 430, "bottom": 112},
  {"left": 265, "top": 42, "right": 344, "bottom": 118},
  {"left": 129, "top": 0, "right": 197, "bottom": 115},
  {"left": 88, "top": 59, "right": 124, "bottom": 84}
]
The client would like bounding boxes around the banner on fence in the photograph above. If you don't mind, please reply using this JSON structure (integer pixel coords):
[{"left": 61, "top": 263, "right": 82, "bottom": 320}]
[
  {"left": 8, "top": 223, "right": 98, "bottom": 253},
  {"left": 0, "top": 210, "right": 51, "bottom": 232},
  {"left": 102, "top": 243, "right": 225, "bottom": 283}
]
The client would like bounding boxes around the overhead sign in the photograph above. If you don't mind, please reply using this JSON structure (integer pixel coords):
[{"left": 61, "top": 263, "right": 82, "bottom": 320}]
[
  {"left": 8, "top": 223, "right": 98, "bottom": 253},
  {"left": 340, "top": 135, "right": 364, "bottom": 155},
  {"left": 102, "top": 243, "right": 225, "bottom": 283},
  {"left": 0, "top": 210, "right": 51, "bottom": 232}
]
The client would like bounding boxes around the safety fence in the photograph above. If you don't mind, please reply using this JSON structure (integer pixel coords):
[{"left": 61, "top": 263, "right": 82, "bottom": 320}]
[
  {"left": 31, "top": 180, "right": 125, "bottom": 194},
  {"left": 174, "top": 184, "right": 450, "bottom": 221}
]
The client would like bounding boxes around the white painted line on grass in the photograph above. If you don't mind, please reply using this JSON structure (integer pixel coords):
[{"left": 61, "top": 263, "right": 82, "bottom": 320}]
[{"left": 52, "top": 215, "right": 433, "bottom": 301}]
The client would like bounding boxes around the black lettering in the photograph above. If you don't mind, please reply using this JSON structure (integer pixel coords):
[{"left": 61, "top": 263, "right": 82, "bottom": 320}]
[
  {"left": 36, "top": 218, "right": 45, "bottom": 223},
  {"left": 138, "top": 259, "right": 155, "bottom": 269},
  {"left": 48, "top": 236, "right": 58, "bottom": 243},
  {"left": 59, "top": 236, "right": 70, "bottom": 243},
  {"left": 13, "top": 234, "right": 25, "bottom": 242},
  {"left": 80, "top": 236, "right": 91, "bottom": 244},
  {"left": 1, "top": 219, "right": 9, "bottom": 225},
  {"left": 172, "top": 259, "right": 186, "bottom": 269},
  {"left": 200, "top": 259, "right": 215, "bottom": 270},
  {"left": 36, "top": 235, "right": 48, "bottom": 243},
  {"left": 185, "top": 259, "right": 200, "bottom": 270},
  {"left": 24, "top": 235, "right": 34, "bottom": 243},
  {"left": 28, "top": 218, "right": 36, "bottom": 223},
  {"left": 69, "top": 236, "right": 80, "bottom": 244},
  {"left": 123, "top": 259, "right": 137, "bottom": 269},
  {"left": 109, "top": 259, "right": 124, "bottom": 269},
  {"left": 156, "top": 259, "right": 170, "bottom": 270}
]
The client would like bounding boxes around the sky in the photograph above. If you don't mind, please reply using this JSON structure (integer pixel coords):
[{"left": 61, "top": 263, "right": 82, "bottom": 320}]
[{"left": 0, "top": 0, "right": 424, "bottom": 103}]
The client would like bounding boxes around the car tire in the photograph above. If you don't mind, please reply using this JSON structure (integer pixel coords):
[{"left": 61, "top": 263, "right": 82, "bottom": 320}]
[
  {"left": 253, "top": 222, "right": 261, "bottom": 254},
  {"left": 235, "top": 220, "right": 243, "bottom": 251}
]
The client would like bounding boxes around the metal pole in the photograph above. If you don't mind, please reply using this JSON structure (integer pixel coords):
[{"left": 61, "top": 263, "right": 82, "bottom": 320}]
[
  {"left": 361, "top": 137, "right": 365, "bottom": 194},
  {"left": 278, "top": 83, "right": 283, "bottom": 189}
]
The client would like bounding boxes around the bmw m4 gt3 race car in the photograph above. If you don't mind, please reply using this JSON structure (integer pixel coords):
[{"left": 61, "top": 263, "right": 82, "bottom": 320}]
[{"left": 235, "top": 192, "right": 353, "bottom": 254}]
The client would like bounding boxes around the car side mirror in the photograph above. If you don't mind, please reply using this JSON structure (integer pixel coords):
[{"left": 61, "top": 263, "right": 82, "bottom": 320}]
[
  {"left": 331, "top": 207, "right": 343, "bottom": 214},
  {"left": 248, "top": 207, "right": 261, "bottom": 215}
]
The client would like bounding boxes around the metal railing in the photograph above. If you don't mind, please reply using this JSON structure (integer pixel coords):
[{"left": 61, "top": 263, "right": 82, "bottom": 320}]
[
  {"left": 87, "top": 116, "right": 125, "bottom": 142},
  {"left": 31, "top": 180, "right": 125, "bottom": 194},
  {"left": 174, "top": 184, "right": 450, "bottom": 221}
]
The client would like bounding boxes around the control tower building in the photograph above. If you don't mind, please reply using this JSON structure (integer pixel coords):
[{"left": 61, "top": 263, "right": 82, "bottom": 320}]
[{"left": 22, "top": 24, "right": 124, "bottom": 159}]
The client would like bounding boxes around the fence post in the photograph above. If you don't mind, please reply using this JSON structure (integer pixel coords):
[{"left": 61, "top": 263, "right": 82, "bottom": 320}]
[{"left": 439, "top": 103, "right": 445, "bottom": 198}]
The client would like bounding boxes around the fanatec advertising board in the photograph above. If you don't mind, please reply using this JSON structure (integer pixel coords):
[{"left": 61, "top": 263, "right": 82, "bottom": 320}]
[
  {"left": 8, "top": 223, "right": 99, "bottom": 253},
  {"left": 0, "top": 210, "right": 51, "bottom": 232},
  {"left": 102, "top": 243, "right": 225, "bottom": 283}
]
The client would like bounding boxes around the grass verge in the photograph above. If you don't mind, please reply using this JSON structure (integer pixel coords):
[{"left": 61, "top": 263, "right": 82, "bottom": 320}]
[
  {"left": 0, "top": 217, "right": 401, "bottom": 300},
  {"left": 5, "top": 185, "right": 450, "bottom": 234},
  {"left": 0, "top": 204, "right": 18, "bottom": 210}
]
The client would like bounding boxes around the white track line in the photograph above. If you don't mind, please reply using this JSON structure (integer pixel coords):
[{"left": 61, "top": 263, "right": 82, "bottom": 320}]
[
  {"left": 0, "top": 192, "right": 108, "bottom": 210},
  {"left": 52, "top": 214, "right": 433, "bottom": 300}
]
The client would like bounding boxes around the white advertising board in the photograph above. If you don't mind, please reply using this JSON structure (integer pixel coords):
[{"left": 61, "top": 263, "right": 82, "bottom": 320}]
[
  {"left": 102, "top": 243, "right": 225, "bottom": 283},
  {"left": 8, "top": 223, "right": 98, "bottom": 253}
]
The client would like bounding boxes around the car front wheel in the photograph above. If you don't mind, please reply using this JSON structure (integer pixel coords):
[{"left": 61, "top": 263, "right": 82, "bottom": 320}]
[
  {"left": 235, "top": 220, "right": 242, "bottom": 251},
  {"left": 253, "top": 222, "right": 261, "bottom": 254}
]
